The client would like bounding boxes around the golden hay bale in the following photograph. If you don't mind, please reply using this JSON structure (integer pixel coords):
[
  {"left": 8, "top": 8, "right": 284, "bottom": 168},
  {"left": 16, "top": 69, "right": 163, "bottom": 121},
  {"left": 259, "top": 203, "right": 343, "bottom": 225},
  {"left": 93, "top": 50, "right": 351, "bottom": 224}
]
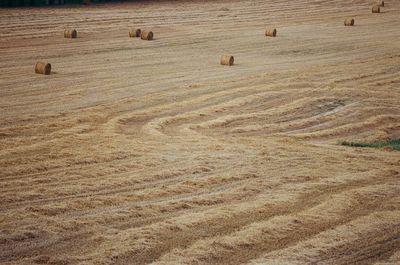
[
  {"left": 35, "top": 62, "right": 51, "bottom": 75},
  {"left": 220, "top": 55, "right": 234, "bottom": 66},
  {"left": 374, "top": 0, "right": 384, "bottom": 7},
  {"left": 265, "top": 28, "right": 277, "bottom": 37},
  {"left": 372, "top": 5, "right": 380, "bottom": 13},
  {"left": 129, "top": 28, "right": 141, "bottom": 38},
  {"left": 141, "top": 30, "right": 154, "bottom": 40},
  {"left": 64, "top": 29, "right": 77, "bottom": 38},
  {"left": 344, "top": 18, "right": 355, "bottom": 26}
]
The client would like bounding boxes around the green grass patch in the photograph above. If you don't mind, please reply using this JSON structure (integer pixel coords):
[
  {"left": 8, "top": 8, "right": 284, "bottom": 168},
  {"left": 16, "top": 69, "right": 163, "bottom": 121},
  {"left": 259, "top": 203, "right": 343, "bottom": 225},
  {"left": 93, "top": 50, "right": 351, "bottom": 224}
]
[{"left": 339, "top": 139, "right": 400, "bottom": 151}]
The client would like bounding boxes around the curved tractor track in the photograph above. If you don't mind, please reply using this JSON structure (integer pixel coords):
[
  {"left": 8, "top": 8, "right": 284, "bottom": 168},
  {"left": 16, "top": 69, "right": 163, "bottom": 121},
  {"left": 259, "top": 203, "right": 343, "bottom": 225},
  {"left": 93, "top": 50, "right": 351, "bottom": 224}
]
[{"left": 0, "top": 0, "right": 400, "bottom": 264}]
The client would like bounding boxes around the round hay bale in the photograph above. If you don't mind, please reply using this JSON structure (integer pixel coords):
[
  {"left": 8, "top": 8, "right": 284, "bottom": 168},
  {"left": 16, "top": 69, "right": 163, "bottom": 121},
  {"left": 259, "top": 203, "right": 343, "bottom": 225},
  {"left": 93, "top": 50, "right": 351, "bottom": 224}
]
[
  {"left": 265, "top": 28, "right": 277, "bottom": 37},
  {"left": 372, "top": 5, "right": 380, "bottom": 13},
  {"left": 64, "top": 29, "right": 77, "bottom": 38},
  {"left": 220, "top": 55, "right": 234, "bottom": 66},
  {"left": 129, "top": 28, "right": 141, "bottom": 38},
  {"left": 374, "top": 0, "right": 384, "bottom": 7},
  {"left": 344, "top": 18, "right": 355, "bottom": 26},
  {"left": 35, "top": 62, "right": 51, "bottom": 75},
  {"left": 141, "top": 30, "right": 154, "bottom": 40}
]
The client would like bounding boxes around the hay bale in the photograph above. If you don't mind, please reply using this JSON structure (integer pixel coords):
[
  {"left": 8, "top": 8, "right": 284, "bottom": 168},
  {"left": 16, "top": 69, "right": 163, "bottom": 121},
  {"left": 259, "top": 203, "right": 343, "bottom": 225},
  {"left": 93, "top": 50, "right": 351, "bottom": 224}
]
[
  {"left": 344, "top": 18, "right": 355, "bottom": 26},
  {"left": 129, "top": 28, "right": 141, "bottom": 38},
  {"left": 372, "top": 5, "right": 380, "bottom": 13},
  {"left": 35, "top": 62, "right": 51, "bottom": 75},
  {"left": 220, "top": 55, "right": 234, "bottom": 66},
  {"left": 64, "top": 29, "right": 77, "bottom": 38},
  {"left": 141, "top": 30, "right": 154, "bottom": 40},
  {"left": 265, "top": 28, "right": 277, "bottom": 37},
  {"left": 374, "top": 0, "right": 384, "bottom": 7}
]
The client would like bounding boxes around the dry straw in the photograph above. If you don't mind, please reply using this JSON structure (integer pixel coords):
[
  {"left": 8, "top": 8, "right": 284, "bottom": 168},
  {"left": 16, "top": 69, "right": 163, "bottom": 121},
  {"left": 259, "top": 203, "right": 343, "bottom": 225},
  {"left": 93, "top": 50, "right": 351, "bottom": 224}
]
[
  {"left": 220, "top": 55, "right": 234, "bottom": 66},
  {"left": 372, "top": 5, "right": 380, "bottom": 13},
  {"left": 35, "top": 62, "right": 51, "bottom": 75},
  {"left": 141, "top": 30, "right": 154, "bottom": 40},
  {"left": 129, "top": 28, "right": 141, "bottom": 38},
  {"left": 344, "top": 18, "right": 355, "bottom": 26},
  {"left": 64, "top": 29, "right": 77, "bottom": 38},
  {"left": 265, "top": 28, "right": 277, "bottom": 37}
]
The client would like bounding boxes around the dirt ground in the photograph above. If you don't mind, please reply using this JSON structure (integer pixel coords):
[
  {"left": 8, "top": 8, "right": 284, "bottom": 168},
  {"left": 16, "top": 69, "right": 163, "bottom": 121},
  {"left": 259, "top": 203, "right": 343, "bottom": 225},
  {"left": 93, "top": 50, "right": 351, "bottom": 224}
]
[{"left": 1, "top": 0, "right": 400, "bottom": 264}]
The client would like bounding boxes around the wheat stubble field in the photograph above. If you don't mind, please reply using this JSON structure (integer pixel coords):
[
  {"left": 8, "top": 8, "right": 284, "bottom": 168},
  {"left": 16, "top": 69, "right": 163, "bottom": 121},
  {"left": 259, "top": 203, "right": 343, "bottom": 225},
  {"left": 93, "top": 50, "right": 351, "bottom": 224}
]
[{"left": 1, "top": 0, "right": 400, "bottom": 264}]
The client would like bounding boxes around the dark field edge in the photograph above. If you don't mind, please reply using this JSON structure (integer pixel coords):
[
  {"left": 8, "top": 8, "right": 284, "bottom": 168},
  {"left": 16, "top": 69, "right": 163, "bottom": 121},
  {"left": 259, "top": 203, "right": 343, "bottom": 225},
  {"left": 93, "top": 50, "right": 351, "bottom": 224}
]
[{"left": 339, "top": 139, "right": 400, "bottom": 151}]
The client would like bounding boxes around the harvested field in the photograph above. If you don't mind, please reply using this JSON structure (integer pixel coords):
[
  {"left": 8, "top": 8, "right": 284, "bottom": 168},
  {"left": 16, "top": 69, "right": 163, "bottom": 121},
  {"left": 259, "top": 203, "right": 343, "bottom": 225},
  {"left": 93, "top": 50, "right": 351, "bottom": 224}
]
[{"left": 0, "top": 0, "right": 400, "bottom": 264}]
